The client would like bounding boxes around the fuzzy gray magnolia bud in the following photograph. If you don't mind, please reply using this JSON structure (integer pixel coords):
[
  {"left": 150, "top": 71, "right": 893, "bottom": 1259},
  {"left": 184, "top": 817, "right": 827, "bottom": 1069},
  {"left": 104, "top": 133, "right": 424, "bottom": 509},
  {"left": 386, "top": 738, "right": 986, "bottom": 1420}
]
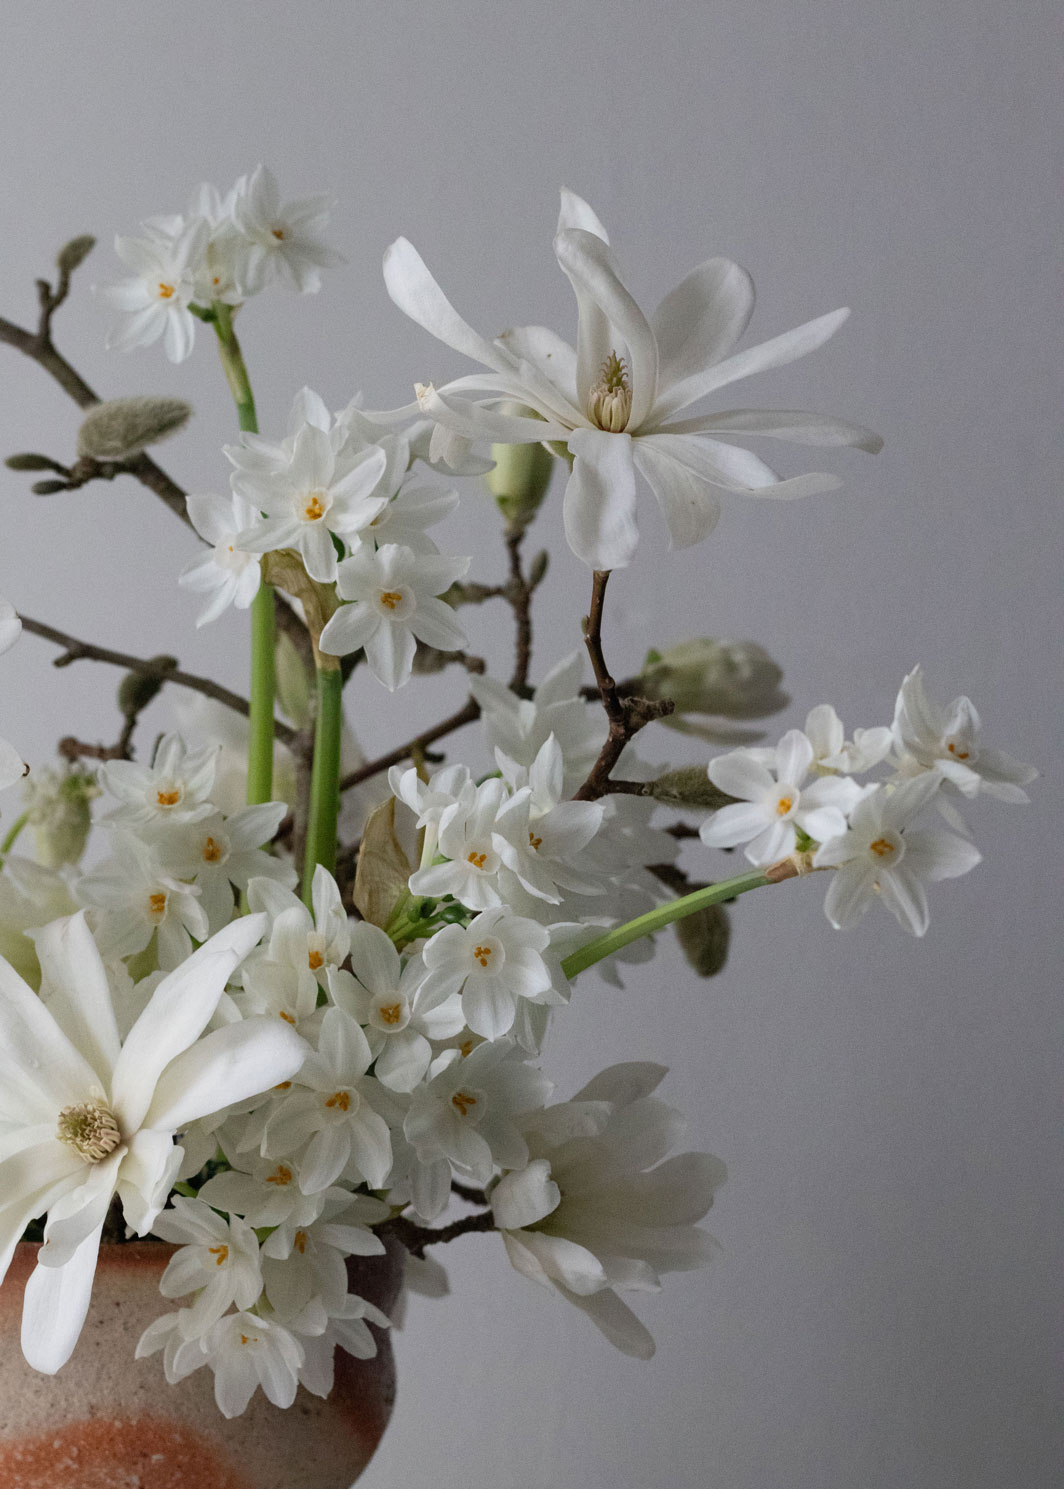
[
  {"left": 641, "top": 639, "right": 788, "bottom": 742},
  {"left": 675, "top": 900, "right": 730, "bottom": 978},
  {"left": 56, "top": 235, "right": 96, "bottom": 277},
  {"left": 117, "top": 656, "right": 177, "bottom": 717},
  {"left": 527, "top": 549, "right": 550, "bottom": 588},
  {"left": 649, "top": 766, "right": 731, "bottom": 810},
  {"left": 30, "top": 479, "right": 69, "bottom": 495},
  {"left": 77, "top": 396, "right": 192, "bottom": 462},
  {"left": 485, "top": 403, "right": 554, "bottom": 529}
]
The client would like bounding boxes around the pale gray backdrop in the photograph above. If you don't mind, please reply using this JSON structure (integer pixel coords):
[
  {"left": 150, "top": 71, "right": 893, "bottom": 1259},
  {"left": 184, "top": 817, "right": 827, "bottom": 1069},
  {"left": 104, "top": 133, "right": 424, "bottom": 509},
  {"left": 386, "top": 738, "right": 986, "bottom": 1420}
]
[{"left": 0, "top": 4, "right": 1060, "bottom": 1487}]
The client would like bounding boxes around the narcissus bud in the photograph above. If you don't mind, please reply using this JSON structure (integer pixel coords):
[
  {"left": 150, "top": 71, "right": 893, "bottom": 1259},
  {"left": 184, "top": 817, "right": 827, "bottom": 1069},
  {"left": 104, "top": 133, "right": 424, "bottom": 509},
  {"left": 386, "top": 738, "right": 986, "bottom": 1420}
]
[
  {"left": 484, "top": 403, "right": 554, "bottom": 529},
  {"left": 675, "top": 900, "right": 730, "bottom": 978},
  {"left": 77, "top": 396, "right": 192, "bottom": 461}
]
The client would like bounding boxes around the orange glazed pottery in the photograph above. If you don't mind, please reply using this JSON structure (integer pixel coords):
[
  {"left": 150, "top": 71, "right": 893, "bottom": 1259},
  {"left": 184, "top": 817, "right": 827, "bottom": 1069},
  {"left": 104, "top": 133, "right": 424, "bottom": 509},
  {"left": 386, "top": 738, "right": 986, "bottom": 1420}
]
[{"left": 0, "top": 1241, "right": 404, "bottom": 1489}]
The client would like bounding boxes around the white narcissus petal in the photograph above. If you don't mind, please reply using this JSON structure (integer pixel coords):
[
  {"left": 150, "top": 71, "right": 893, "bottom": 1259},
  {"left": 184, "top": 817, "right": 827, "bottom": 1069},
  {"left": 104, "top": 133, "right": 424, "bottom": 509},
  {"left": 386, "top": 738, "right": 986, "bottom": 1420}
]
[
  {"left": 318, "top": 603, "right": 380, "bottom": 658},
  {"left": 462, "top": 978, "right": 516, "bottom": 1041},
  {"left": 21, "top": 1219, "right": 106, "bottom": 1374},
  {"left": 347, "top": 923, "right": 400, "bottom": 998},
  {"left": 365, "top": 621, "right": 416, "bottom": 692},
  {"left": 407, "top": 596, "right": 467, "bottom": 653},
  {"left": 700, "top": 801, "right": 771, "bottom": 849},
  {"left": 823, "top": 862, "right": 874, "bottom": 929},
  {"left": 0, "top": 738, "right": 27, "bottom": 792},
  {"left": 877, "top": 866, "right": 930, "bottom": 937},
  {"left": 902, "top": 830, "right": 982, "bottom": 882},
  {"left": 564, "top": 429, "right": 638, "bottom": 572},
  {"left": 707, "top": 751, "right": 775, "bottom": 802},
  {"left": 0, "top": 600, "right": 21, "bottom": 654},
  {"left": 775, "top": 730, "right": 814, "bottom": 786}
]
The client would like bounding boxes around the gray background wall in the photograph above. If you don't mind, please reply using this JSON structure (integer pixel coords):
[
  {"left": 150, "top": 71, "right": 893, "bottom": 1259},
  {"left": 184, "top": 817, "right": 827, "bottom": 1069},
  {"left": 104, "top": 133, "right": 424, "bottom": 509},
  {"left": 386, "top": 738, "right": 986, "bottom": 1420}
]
[{"left": 0, "top": 4, "right": 1060, "bottom": 1486}]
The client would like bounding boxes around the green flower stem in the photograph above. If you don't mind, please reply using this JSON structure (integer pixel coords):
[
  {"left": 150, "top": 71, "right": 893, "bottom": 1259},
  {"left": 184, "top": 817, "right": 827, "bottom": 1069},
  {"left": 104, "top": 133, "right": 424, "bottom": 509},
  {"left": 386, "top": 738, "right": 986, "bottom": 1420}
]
[
  {"left": 0, "top": 810, "right": 29, "bottom": 863},
  {"left": 210, "top": 302, "right": 275, "bottom": 806},
  {"left": 560, "top": 868, "right": 774, "bottom": 980},
  {"left": 302, "top": 663, "right": 343, "bottom": 903}
]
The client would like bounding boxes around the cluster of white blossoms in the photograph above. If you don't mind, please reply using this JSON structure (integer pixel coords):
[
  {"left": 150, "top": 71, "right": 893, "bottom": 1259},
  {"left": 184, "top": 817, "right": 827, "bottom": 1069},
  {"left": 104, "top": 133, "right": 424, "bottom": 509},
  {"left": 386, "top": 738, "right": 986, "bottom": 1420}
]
[
  {"left": 101, "top": 166, "right": 342, "bottom": 362},
  {"left": 0, "top": 167, "right": 1036, "bottom": 1426},
  {"left": 701, "top": 668, "right": 1036, "bottom": 935}
]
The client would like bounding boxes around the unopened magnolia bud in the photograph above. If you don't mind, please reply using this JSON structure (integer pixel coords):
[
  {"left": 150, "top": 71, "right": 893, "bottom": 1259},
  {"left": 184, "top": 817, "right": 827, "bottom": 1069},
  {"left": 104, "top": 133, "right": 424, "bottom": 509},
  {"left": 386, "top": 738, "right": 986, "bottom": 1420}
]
[
  {"left": 485, "top": 403, "right": 554, "bottom": 529},
  {"left": 528, "top": 549, "right": 550, "bottom": 588},
  {"left": 6, "top": 453, "right": 63, "bottom": 472},
  {"left": 117, "top": 655, "right": 177, "bottom": 716},
  {"left": 24, "top": 764, "right": 99, "bottom": 869},
  {"left": 56, "top": 235, "right": 96, "bottom": 276},
  {"left": 650, "top": 766, "right": 731, "bottom": 810},
  {"left": 641, "top": 639, "right": 787, "bottom": 721},
  {"left": 30, "top": 479, "right": 69, "bottom": 495},
  {"left": 77, "top": 396, "right": 192, "bottom": 461},
  {"left": 675, "top": 900, "right": 730, "bottom": 978}
]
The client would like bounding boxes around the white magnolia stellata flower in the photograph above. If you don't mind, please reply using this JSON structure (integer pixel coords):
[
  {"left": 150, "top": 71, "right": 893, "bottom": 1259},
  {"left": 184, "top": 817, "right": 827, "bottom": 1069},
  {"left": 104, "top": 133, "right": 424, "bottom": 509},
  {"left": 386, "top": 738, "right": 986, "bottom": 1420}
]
[
  {"left": 100, "top": 733, "right": 218, "bottom": 827},
  {"left": 102, "top": 216, "right": 209, "bottom": 363},
  {"left": 892, "top": 666, "right": 1037, "bottom": 802},
  {"left": 702, "top": 728, "right": 863, "bottom": 866},
  {"left": 233, "top": 164, "right": 343, "bottom": 294},
  {"left": 231, "top": 422, "right": 389, "bottom": 584},
  {"left": 383, "top": 189, "right": 882, "bottom": 571},
  {"left": 180, "top": 491, "right": 263, "bottom": 625},
  {"left": 318, "top": 543, "right": 471, "bottom": 691},
  {"left": 492, "top": 1063, "right": 726, "bottom": 1359},
  {"left": 0, "top": 599, "right": 27, "bottom": 792},
  {"left": 0, "top": 911, "right": 304, "bottom": 1373},
  {"left": 419, "top": 907, "right": 564, "bottom": 1041},
  {"left": 328, "top": 924, "right": 465, "bottom": 1092},
  {"left": 152, "top": 1197, "right": 264, "bottom": 1338},
  {"left": 813, "top": 776, "right": 982, "bottom": 935}
]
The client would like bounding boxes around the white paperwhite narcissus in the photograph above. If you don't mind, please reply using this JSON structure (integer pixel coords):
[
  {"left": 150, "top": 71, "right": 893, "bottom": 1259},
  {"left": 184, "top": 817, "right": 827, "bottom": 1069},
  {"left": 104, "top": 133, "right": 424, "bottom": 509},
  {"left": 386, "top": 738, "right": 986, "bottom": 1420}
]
[
  {"left": 470, "top": 651, "right": 605, "bottom": 794},
  {"left": 328, "top": 925, "right": 465, "bottom": 1092},
  {"left": 492, "top": 1062, "right": 725, "bottom": 1359},
  {"left": 403, "top": 1039, "right": 553, "bottom": 1187},
  {"left": 804, "top": 704, "right": 892, "bottom": 775},
  {"left": 231, "top": 422, "right": 389, "bottom": 584},
  {"left": 196, "top": 1160, "right": 345, "bottom": 1232},
  {"left": 166, "top": 1308, "right": 307, "bottom": 1418},
  {"left": 494, "top": 736, "right": 607, "bottom": 902},
  {"left": 318, "top": 543, "right": 470, "bottom": 691},
  {"left": 362, "top": 482, "right": 459, "bottom": 552},
  {"left": 260, "top": 1191, "right": 389, "bottom": 1322},
  {"left": 813, "top": 775, "right": 982, "bottom": 935},
  {"left": 701, "top": 729, "right": 863, "bottom": 866},
  {"left": 382, "top": 189, "right": 882, "bottom": 571},
  {"left": 407, "top": 776, "right": 524, "bottom": 910},
  {"left": 419, "top": 908, "right": 564, "bottom": 1041},
  {"left": 0, "top": 910, "right": 304, "bottom": 1374},
  {"left": 152, "top": 1197, "right": 264, "bottom": 1338},
  {"left": 0, "top": 599, "right": 27, "bottom": 792},
  {"left": 76, "top": 832, "right": 210, "bottom": 970},
  {"left": 100, "top": 733, "right": 219, "bottom": 827},
  {"left": 293, "top": 1292, "right": 391, "bottom": 1401},
  {"left": 892, "top": 666, "right": 1037, "bottom": 802},
  {"left": 245, "top": 866, "right": 351, "bottom": 1000},
  {"left": 261, "top": 1007, "right": 394, "bottom": 1194},
  {"left": 101, "top": 216, "right": 209, "bottom": 363},
  {"left": 161, "top": 804, "right": 296, "bottom": 934},
  {"left": 233, "top": 165, "right": 343, "bottom": 295},
  {"left": 179, "top": 491, "right": 263, "bottom": 625}
]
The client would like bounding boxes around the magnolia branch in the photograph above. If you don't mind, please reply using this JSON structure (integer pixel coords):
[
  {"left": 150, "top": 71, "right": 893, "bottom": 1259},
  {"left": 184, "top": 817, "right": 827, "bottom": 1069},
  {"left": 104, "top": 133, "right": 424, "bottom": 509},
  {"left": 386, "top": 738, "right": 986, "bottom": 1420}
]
[
  {"left": 339, "top": 697, "right": 481, "bottom": 793},
  {"left": 19, "top": 614, "right": 299, "bottom": 749},
  {"left": 381, "top": 1209, "right": 495, "bottom": 1259},
  {"left": 574, "top": 569, "right": 673, "bottom": 801}
]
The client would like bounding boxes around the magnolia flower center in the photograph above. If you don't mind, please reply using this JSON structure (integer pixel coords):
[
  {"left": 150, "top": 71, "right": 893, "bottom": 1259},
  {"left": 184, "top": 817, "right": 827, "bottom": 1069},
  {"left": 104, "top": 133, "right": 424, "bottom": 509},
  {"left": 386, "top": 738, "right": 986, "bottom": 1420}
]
[
  {"left": 266, "top": 1164, "right": 294, "bottom": 1186},
  {"left": 208, "top": 1245, "right": 229, "bottom": 1267},
  {"left": 57, "top": 1098, "right": 122, "bottom": 1163},
  {"left": 157, "top": 282, "right": 175, "bottom": 300},
  {"left": 587, "top": 351, "right": 633, "bottom": 432},
  {"left": 147, "top": 891, "right": 168, "bottom": 922}
]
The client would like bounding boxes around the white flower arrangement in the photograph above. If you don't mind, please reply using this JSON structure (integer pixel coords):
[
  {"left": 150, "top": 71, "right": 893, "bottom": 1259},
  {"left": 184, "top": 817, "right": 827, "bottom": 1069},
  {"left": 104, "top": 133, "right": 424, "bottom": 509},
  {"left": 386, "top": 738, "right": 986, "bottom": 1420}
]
[{"left": 0, "top": 168, "right": 1035, "bottom": 1424}]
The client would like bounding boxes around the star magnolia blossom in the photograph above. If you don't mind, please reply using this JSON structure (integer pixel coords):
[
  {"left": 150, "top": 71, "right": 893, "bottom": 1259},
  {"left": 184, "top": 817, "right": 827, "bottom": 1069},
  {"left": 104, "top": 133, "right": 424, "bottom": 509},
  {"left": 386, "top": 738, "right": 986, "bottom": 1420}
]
[
  {"left": 382, "top": 189, "right": 882, "bottom": 570},
  {"left": 0, "top": 911, "right": 304, "bottom": 1373}
]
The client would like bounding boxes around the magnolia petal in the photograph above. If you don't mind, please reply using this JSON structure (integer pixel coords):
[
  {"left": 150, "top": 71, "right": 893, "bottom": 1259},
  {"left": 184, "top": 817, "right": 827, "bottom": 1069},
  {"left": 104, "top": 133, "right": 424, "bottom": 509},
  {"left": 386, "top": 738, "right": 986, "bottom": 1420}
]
[
  {"left": 653, "top": 306, "right": 851, "bottom": 422},
  {"left": 417, "top": 385, "right": 569, "bottom": 445},
  {"left": 497, "top": 325, "right": 580, "bottom": 412},
  {"left": 144, "top": 1018, "right": 306, "bottom": 1132},
  {"left": 31, "top": 913, "right": 122, "bottom": 1088},
  {"left": 493, "top": 1160, "right": 561, "bottom": 1231},
  {"left": 0, "top": 958, "right": 99, "bottom": 1121},
  {"left": 0, "top": 601, "right": 22, "bottom": 655},
  {"left": 557, "top": 188, "right": 610, "bottom": 243},
  {"left": 556, "top": 1283, "right": 657, "bottom": 1359},
  {"left": 554, "top": 229, "right": 658, "bottom": 427},
  {"left": 651, "top": 258, "right": 755, "bottom": 398},
  {"left": 663, "top": 407, "right": 883, "bottom": 453},
  {"left": 564, "top": 429, "right": 638, "bottom": 572},
  {"left": 21, "top": 1218, "right": 105, "bottom": 1374},
  {"left": 383, "top": 237, "right": 515, "bottom": 377},
  {"left": 632, "top": 437, "right": 722, "bottom": 549}
]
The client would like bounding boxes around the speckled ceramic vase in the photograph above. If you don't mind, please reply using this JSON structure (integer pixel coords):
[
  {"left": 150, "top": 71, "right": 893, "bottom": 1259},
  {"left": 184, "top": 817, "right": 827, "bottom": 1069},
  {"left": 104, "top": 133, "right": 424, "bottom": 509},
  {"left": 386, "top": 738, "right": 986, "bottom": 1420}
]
[{"left": 0, "top": 1240, "right": 404, "bottom": 1489}]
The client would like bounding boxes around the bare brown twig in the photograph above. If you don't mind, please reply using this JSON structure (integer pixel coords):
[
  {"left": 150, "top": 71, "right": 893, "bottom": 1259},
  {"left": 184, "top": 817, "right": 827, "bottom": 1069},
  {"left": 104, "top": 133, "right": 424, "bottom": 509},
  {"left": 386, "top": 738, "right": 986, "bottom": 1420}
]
[
  {"left": 379, "top": 1209, "right": 495, "bottom": 1259},
  {"left": 338, "top": 697, "right": 481, "bottom": 793}
]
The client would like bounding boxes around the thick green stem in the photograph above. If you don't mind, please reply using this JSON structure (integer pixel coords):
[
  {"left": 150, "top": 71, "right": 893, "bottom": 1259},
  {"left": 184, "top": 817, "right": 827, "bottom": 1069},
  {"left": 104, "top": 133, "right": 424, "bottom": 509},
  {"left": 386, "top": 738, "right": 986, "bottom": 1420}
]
[
  {"left": 302, "top": 665, "right": 343, "bottom": 902},
  {"left": 560, "top": 868, "right": 773, "bottom": 979},
  {"left": 211, "top": 303, "right": 274, "bottom": 805}
]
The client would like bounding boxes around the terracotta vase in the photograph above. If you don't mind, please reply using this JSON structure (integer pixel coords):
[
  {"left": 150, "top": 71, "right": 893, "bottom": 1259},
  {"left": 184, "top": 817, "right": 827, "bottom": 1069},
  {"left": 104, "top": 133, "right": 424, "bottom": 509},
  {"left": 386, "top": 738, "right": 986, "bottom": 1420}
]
[{"left": 0, "top": 1240, "right": 404, "bottom": 1489}]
